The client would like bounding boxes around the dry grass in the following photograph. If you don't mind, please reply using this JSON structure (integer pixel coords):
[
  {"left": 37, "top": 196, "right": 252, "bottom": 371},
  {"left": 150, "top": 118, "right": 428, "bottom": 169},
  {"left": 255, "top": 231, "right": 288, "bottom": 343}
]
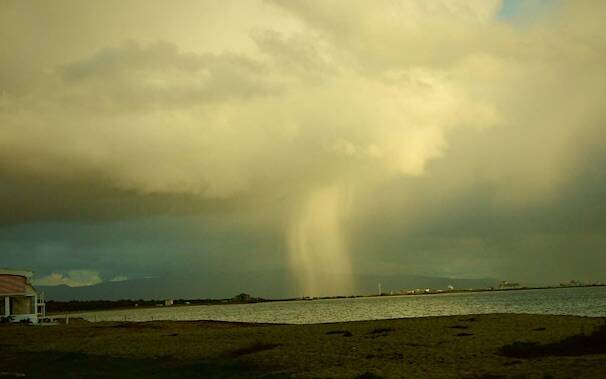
[{"left": 1, "top": 314, "right": 605, "bottom": 378}]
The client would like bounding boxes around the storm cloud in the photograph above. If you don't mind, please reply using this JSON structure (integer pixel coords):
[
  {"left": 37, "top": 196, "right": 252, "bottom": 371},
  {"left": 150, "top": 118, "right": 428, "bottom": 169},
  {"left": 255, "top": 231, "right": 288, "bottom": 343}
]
[{"left": 1, "top": 0, "right": 605, "bottom": 296}]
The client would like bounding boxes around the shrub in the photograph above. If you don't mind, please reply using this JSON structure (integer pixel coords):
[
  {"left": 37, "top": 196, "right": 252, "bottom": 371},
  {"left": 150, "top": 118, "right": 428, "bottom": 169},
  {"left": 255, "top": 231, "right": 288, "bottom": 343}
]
[{"left": 499, "top": 322, "right": 606, "bottom": 358}]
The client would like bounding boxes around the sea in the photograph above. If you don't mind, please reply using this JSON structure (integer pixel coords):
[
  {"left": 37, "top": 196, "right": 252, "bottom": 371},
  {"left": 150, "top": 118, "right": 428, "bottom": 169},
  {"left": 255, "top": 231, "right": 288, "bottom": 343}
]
[{"left": 70, "top": 286, "right": 606, "bottom": 324}]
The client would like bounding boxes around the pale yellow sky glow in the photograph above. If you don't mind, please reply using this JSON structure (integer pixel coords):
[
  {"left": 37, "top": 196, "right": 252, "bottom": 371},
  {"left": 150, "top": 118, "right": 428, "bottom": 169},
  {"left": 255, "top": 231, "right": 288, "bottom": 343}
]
[{"left": 1, "top": 1, "right": 605, "bottom": 296}]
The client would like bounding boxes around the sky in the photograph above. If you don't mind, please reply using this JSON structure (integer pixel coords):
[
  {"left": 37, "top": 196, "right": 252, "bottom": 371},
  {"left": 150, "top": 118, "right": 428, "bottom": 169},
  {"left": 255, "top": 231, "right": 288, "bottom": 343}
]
[{"left": 1, "top": 0, "right": 605, "bottom": 297}]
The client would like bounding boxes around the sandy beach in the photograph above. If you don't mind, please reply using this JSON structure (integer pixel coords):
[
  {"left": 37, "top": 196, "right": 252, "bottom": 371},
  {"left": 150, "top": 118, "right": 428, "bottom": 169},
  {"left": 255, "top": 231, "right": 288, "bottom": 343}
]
[{"left": 1, "top": 313, "right": 605, "bottom": 378}]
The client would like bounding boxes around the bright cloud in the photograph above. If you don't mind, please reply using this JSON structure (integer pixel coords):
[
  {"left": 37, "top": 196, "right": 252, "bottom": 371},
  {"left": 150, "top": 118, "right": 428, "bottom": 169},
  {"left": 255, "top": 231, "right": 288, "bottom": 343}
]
[{"left": 34, "top": 271, "right": 103, "bottom": 287}]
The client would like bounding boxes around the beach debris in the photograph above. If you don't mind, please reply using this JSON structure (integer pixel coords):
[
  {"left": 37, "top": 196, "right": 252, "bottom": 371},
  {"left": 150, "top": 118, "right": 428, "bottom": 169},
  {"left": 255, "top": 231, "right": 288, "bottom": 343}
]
[{"left": 449, "top": 325, "right": 470, "bottom": 329}]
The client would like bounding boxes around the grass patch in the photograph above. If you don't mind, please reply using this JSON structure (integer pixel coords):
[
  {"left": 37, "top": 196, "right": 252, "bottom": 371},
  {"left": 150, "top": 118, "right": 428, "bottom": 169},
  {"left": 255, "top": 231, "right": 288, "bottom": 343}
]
[
  {"left": 326, "top": 330, "right": 353, "bottom": 337},
  {"left": 459, "top": 317, "right": 478, "bottom": 322},
  {"left": 368, "top": 327, "right": 395, "bottom": 335},
  {"left": 455, "top": 332, "right": 473, "bottom": 337},
  {"left": 110, "top": 322, "right": 160, "bottom": 329},
  {"left": 230, "top": 342, "right": 281, "bottom": 357},
  {"left": 499, "top": 322, "right": 606, "bottom": 358},
  {"left": 0, "top": 350, "right": 284, "bottom": 378},
  {"left": 355, "top": 372, "right": 384, "bottom": 379}
]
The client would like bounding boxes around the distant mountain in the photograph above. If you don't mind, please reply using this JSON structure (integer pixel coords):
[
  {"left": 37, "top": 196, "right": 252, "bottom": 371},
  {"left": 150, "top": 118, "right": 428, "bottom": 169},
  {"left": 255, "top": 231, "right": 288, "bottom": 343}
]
[
  {"left": 38, "top": 271, "right": 293, "bottom": 301},
  {"left": 37, "top": 272, "right": 498, "bottom": 301}
]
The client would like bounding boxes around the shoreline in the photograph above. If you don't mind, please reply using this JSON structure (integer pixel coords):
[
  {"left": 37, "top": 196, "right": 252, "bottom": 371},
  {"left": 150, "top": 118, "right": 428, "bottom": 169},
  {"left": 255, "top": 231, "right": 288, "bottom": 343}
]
[{"left": 2, "top": 313, "right": 605, "bottom": 378}]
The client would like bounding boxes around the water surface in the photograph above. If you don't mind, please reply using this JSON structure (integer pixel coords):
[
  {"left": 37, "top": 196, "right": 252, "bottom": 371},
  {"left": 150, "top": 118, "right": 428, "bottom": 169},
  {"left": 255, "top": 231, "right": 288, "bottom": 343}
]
[{"left": 73, "top": 286, "right": 606, "bottom": 324}]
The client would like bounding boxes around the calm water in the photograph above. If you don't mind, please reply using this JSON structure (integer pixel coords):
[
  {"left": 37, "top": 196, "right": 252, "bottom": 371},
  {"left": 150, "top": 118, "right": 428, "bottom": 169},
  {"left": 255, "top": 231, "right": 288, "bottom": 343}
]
[{"left": 73, "top": 286, "right": 606, "bottom": 324}]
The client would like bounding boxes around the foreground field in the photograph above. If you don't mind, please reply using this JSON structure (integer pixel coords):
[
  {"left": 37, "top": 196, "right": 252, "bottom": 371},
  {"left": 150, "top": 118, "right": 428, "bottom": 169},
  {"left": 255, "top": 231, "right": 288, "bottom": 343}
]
[{"left": 1, "top": 314, "right": 605, "bottom": 378}]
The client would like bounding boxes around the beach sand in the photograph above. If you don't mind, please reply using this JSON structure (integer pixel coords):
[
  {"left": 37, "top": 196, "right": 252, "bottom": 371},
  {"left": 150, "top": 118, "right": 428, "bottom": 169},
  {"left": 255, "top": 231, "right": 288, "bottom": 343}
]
[{"left": 1, "top": 314, "right": 605, "bottom": 378}]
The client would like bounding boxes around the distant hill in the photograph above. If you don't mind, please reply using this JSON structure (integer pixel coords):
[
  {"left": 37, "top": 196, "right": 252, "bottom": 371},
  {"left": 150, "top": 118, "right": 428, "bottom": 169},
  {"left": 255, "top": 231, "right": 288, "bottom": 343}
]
[{"left": 37, "top": 272, "right": 498, "bottom": 301}]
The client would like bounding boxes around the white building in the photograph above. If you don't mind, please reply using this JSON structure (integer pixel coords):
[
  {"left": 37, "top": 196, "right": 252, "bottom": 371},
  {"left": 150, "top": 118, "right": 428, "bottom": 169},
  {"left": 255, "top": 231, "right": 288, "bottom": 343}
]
[{"left": 0, "top": 268, "right": 44, "bottom": 323}]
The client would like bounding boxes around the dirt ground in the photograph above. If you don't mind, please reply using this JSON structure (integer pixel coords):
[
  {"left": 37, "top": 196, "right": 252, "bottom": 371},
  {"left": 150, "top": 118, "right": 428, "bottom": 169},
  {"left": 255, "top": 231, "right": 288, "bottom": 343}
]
[{"left": 1, "top": 314, "right": 605, "bottom": 378}]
